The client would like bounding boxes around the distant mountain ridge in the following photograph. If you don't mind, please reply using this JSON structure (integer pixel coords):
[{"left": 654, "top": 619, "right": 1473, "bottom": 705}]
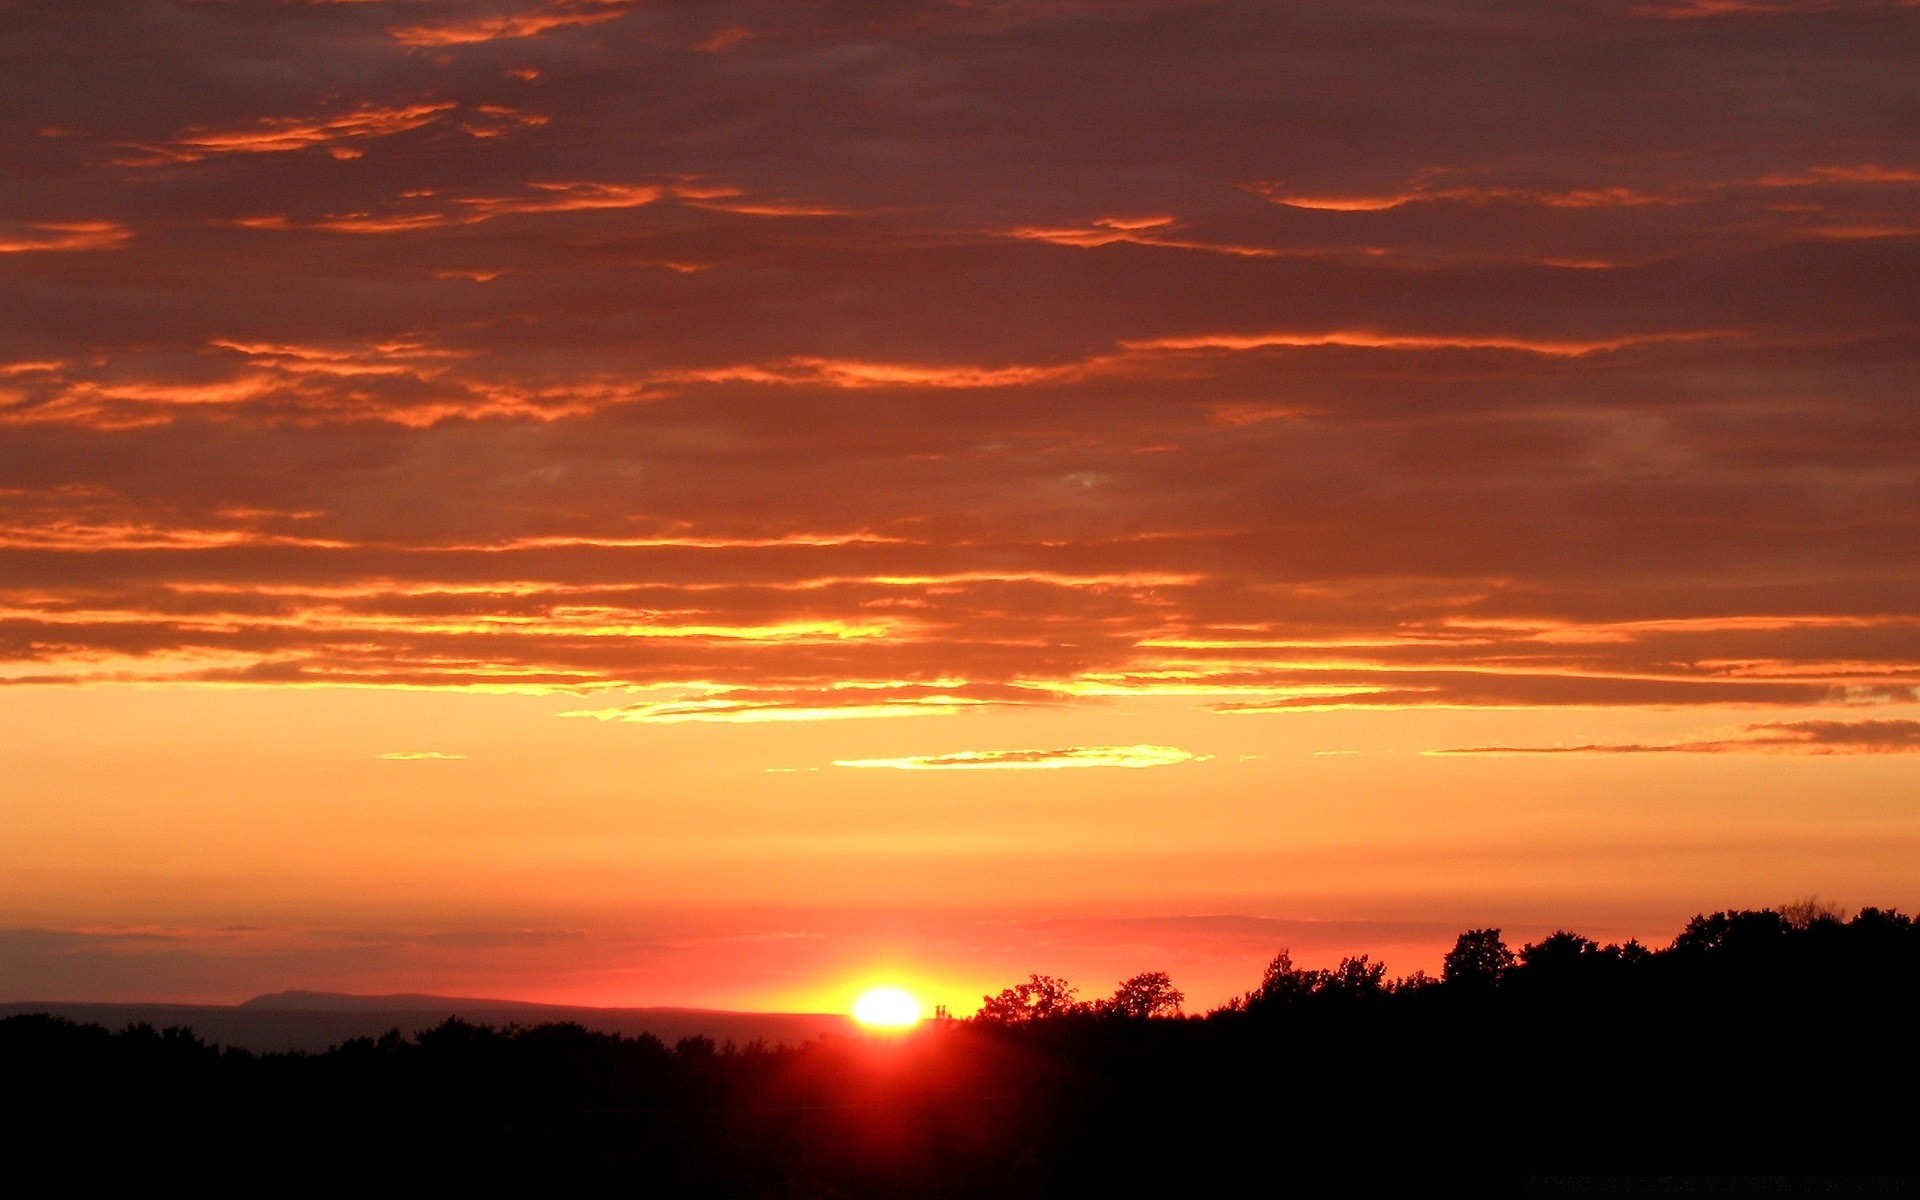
[
  {"left": 242, "top": 989, "right": 682, "bottom": 1013},
  {"left": 2, "top": 993, "right": 853, "bottom": 1054}
]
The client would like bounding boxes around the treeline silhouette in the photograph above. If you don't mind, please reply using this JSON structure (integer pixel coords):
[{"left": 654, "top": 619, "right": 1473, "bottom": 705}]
[{"left": 7, "top": 905, "right": 1917, "bottom": 1194}]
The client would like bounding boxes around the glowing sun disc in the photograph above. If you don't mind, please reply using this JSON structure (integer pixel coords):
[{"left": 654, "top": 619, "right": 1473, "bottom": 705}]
[{"left": 852, "top": 986, "right": 922, "bottom": 1029}]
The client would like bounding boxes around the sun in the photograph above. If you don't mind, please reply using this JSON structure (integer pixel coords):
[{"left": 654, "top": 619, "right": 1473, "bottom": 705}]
[{"left": 851, "top": 986, "right": 923, "bottom": 1030}]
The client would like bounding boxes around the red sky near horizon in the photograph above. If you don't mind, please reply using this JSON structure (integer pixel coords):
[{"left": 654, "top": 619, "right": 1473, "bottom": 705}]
[{"left": 3, "top": 0, "right": 1917, "bottom": 1017}]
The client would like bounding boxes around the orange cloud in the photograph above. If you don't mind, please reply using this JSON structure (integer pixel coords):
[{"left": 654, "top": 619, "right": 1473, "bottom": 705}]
[
  {"left": 1122, "top": 329, "right": 1722, "bottom": 358},
  {"left": 0, "top": 375, "right": 288, "bottom": 428},
  {"left": 564, "top": 697, "right": 985, "bottom": 725},
  {"left": 678, "top": 188, "right": 854, "bottom": 217},
  {"left": 0, "top": 221, "right": 131, "bottom": 253},
  {"left": 455, "top": 180, "right": 667, "bottom": 218},
  {"left": 210, "top": 339, "right": 471, "bottom": 378},
  {"left": 0, "top": 343, "right": 637, "bottom": 428},
  {"left": 1809, "top": 224, "right": 1920, "bottom": 239},
  {"left": 230, "top": 179, "right": 842, "bottom": 237},
  {"left": 1252, "top": 180, "right": 1689, "bottom": 212},
  {"left": 593, "top": 701, "right": 966, "bottom": 723},
  {"left": 233, "top": 212, "right": 452, "bottom": 234},
  {"left": 0, "top": 520, "right": 350, "bottom": 551},
  {"left": 459, "top": 105, "right": 550, "bottom": 139},
  {"left": 2, "top": 0, "right": 1915, "bottom": 729},
  {"left": 1628, "top": 0, "right": 1861, "bottom": 17},
  {"left": 1758, "top": 164, "right": 1920, "bottom": 186},
  {"left": 831, "top": 745, "right": 1210, "bottom": 770},
  {"left": 1255, "top": 163, "right": 1916, "bottom": 236},
  {"left": 1004, "top": 216, "right": 1276, "bottom": 257},
  {"left": 560, "top": 681, "right": 1056, "bottom": 724},
  {"left": 1431, "top": 718, "right": 1920, "bottom": 755},
  {"left": 671, "top": 356, "right": 1087, "bottom": 390},
  {"left": 162, "top": 102, "right": 457, "bottom": 157},
  {"left": 391, "top": 1, "right": 633, "bottom": 46},
  {"left": 469, "top": 532, "right": 908, "bottom": 552}
]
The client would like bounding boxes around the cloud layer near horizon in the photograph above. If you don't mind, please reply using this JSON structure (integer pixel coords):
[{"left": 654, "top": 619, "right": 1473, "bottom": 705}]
[
  {"left": 4, "top": 0, "right": 1917, "bottom": 723},
  {"left": 1433, "top": 718, "right": 1920, "bottom": 756}
]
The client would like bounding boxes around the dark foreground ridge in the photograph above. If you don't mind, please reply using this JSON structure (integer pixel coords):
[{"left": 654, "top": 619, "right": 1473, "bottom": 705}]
[{"left": 6, "top": 906, "right": 1918, "bottom": 1196}]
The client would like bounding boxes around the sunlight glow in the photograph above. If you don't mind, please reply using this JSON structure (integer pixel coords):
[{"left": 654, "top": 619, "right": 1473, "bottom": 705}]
[{"left": 851, "top": 987, "right": 923, "bottom": 1030}]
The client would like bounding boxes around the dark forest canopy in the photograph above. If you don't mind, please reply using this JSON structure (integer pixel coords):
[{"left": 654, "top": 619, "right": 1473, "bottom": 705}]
[{"left": 7, "top": 905, "right": 1918, "bottom": 1195}]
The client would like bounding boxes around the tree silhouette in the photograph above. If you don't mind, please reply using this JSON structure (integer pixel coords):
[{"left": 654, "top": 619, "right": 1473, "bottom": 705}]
[
  {"left": 1098, "top": 971, "right": 1184, "bottom": 1018},
  {"left": 1245, "top": 948, "right": 1327, "bottom": 1009},
  {"left": 1390, "top": 968, "right": 1437, "bottom": 995},
  {"left": 976, "top": 974, "right": 1082, "bottom": 1022},
  {"left": 1512, "top": 930, "right": 1649, "bottom": 996},
  {"left": 1777, "top": 895, "right": 1847, "bottom": 930},
  {"left": 1669, "top": 909, "right": 1790, "bottom": 957},
  {"left": 1519, "top": 930, "right": 1601, "bottom": 971},
  {"left": 1441, "top": 928, "right": 1514, "bottom": 991},
  {"left": 1322, "top": 954, "right": 1387, "bottom": 1000}
]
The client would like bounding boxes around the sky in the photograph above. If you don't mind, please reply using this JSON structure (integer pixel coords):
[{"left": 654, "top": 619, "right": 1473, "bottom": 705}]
[{"left": 3, "top": 0, "right": 1917, "bottom": 1016}]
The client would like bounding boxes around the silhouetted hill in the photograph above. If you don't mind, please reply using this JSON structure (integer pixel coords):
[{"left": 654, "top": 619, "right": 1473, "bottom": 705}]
[
  {"left": 0, "top": 993, "right": 851, "bottom": 1053},
  {"left": 241, "top": 989, "right": 558, "bottom": 1011}
]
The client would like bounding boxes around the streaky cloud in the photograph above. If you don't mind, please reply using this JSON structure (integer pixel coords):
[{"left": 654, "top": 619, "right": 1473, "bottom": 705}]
[
  {"left": 833, "top": 745, "right": 1210, "bottom": 771},
  {"left": 0, "top": 221, "right": 131, "bottom": 254},
  {"left": 1429, "top": 718, "right": 1920, "bottom": 756},
  {"left": 389, "top": 0, "right": 634, "bottom": 46}
]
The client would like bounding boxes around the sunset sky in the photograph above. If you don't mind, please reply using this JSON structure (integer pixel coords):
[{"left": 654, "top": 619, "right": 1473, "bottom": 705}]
[{"left": 4, "top": 0, "right": 1917, "bottom": 1015}]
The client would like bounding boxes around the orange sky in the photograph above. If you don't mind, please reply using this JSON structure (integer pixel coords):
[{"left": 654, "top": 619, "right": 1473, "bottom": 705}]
[{"left": 3, "top": 0, "right": 1917, "bottom": 1016}]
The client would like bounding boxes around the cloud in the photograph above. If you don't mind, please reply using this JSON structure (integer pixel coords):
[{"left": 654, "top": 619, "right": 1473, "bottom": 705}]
[
  {"left": 0, "top": 927, "right": 185, "bottom": 953},
  {"left": 1430, "top": 718, "right": 1920, "bottom": 756},
  {"left": 376, "top": 751, "right": 467, "bottom": 760},
  {"left": 226, "top": 179, "right": 814, "bottom": 236},
  {"left": 408, "top": 929, "right": 586, "bottom": 949},
  {"left": 561, "top": 682, "right": 1051, "bottom": 725},
  {"left": 1121, "top": 328, "right": 1725, "bottom": 358},
  {"left": 1627, "top": 1, "right": 1877, "bottom": 18},
  {"left": 832, "top": 745, "right": 1210, "bottom": 771},
  {"left": 1003, "top": 215, "right": 1278, "bottom": 257},
  {"left": 0, "top": 221, "right": 131, "bottom": 253},
  {"left": 210, "top": 338, "right": 472, "bottom": 378},
  {"left": 153, "top": 102, "right": 458, "bottom": 159},
  {"left": 568, "top": 698, "right": 972, "bottom": 724},
  {"left": 389, "top": 0, "right": 635, "bottom": 46},
  {"left": 1252, "top": 180, "right": 1693, "bottom": 214},
  {"left": 0, "top": 0, "right": 1913, "bottom": 724}
]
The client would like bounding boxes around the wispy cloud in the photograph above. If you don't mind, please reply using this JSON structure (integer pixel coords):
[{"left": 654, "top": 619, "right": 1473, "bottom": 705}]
[
  {"left": 833, "top": 745, "right": 1209, "bottom": 771},
  {"left": 0, "top": 221, "right": 131, "bottom": 253},
  {"left": 1003, "top": 215, "right": 1277, "bottom": 257},
  {"left": 390, "top": 0, "right": 634, "bottom": 46},
  {"left": 410, "top": 929, "right": 585, "bottom": 948},
  {"left": 141, "top": 102, "right": 458, "bottom": 162},
  {"left": 1122, "top": 328, "right": 1724, "bottom": 358},
  {"left": 0, "top": 0, "right": 1913, "bottom": 726},
  {"left": 1430, "top": 719, "right": 1920, "bottom": 756},
  {"left": 228, "top": 179, "right": 841, "bottom": 237},
  {"left": 562, "top": 682, "right": 1040, "bottom": 725},
  {"left": 377, "top": 751, "right": 468, "bottom": 761},
  {"left": 1252, "top": 179, "right": 1692, "bottom": 213}
]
